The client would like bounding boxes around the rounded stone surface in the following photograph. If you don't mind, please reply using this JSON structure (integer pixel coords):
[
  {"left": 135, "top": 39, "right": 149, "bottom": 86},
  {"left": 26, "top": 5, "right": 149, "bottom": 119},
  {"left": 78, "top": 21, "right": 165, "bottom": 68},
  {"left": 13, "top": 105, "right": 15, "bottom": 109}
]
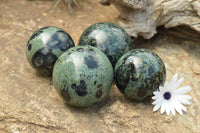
[
  {"left": 26, "top": 26, "right": 75, "bottom": 76},
  {"left": 53, "top": 45, "right": 114, "bottom": 107},
  {"left": 78, "top": 22, "right": 133, "bottom": 66},
  {"left": 114, "top": 49, "right": 166, "bottom": 101}
]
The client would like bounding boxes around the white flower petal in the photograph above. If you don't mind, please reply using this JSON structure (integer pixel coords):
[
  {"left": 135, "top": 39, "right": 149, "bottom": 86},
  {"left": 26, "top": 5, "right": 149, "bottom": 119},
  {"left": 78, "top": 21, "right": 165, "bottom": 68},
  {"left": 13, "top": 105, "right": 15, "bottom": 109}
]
[
  {"left": 177, "top": 98, "right": 191, "bottom": 105},
  {"left": 168, "top": 73, "right": 178, "bottom": 89},
  {"left": 152, "top": 93, "right": 162, "bottom": 100},
  {"left": 174, "top": 104, "right": 183, "bottom": 115},
  {"left": 175, "top": 95, "right": 192, "bottom": 105},
  {"left": 164, "top": 81, "right": 169, "bottom": 88},
  {"left": 179, "top": 103, "right": 187, "bottom": 112},
  {"left": 152, "top": 97, "right": 163, "bottom": 105},
  {"left": 173, "top": 100, "right": 186, "bottom": 115},
  {"left": 161, "top": 101, "right": 166, "bottom": 114},
  {"left": 174, "top": 86, "right": 191, "bottom": 94},
  {"left": 153, "top": 102, "right": 161, "bottom": 112},
  {"left": 166, "top": 105, "right": 170, "bottom": 115},
  {"left": 177, "top": 95, "right": 192, "bottom": 100},
  {"left": 165, "top": 100, "right": 174, "bottom": 115},
  {"left": 152, "top": 96, "right": 156, "bottom": 100},
  {"left": 174, "top": 77, "right": 184, "bottom": 89},
  {"left": 173, "top": 73, "right": 178, "bottom": 81},
  {"left": 170, "top": 106, "right": 176, "bottom": 116},
  {"left": 153, "top": 91, "right": 160, "bottom": 96},
  {"left": 159, "top": 86, "right": 166, "bottom": 92}
]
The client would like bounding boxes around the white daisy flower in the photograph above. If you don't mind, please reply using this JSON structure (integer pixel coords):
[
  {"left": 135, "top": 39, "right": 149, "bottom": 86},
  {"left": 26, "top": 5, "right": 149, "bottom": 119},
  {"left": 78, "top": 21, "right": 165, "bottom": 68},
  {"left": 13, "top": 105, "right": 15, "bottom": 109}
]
[{"left": 152, "top": 73, "right": 192, "bottom": 116}]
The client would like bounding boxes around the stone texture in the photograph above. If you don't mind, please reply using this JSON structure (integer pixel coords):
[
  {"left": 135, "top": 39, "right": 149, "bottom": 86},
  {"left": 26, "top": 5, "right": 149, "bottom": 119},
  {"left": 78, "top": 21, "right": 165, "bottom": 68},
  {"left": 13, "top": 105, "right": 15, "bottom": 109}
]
[
  {"left": 114, "top": 49, "right": 166, "bottom": 101},
  {"left": 78, "top": 22, "right": 133, "bottom": 66},
  {"left": 0, "top": 0, "right": 199, "bottom": 133},
  {"left": 100, "top": 0, "right": 200, "bottom": 39}
]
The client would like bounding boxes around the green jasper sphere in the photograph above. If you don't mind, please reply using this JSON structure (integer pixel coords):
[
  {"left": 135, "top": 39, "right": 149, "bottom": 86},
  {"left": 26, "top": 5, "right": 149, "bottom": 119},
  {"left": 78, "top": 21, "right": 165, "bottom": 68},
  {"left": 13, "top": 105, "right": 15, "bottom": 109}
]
[
  {"left": 26, "top": 26, "right": 75, "bottom": 76},
  {"left": 78, "top": 22, "right": 133, "bottom": 67},
  {"left": 114, "top": 49, "right": 166, "bottom": 101},
  {"left": 53, "top": 46, "right": 114, "bottom": 107}
]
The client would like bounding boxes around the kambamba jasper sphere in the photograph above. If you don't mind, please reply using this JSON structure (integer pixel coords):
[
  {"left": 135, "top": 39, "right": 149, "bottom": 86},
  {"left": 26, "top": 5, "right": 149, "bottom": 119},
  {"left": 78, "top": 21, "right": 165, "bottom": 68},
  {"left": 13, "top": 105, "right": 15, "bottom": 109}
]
[
  {"left": 78, "top": 22, "right": 133, "bottom": 67},
  {"left": 53, "top": 46, "right": 114, "bottom": 107},
  {"left": 26, "top": 26, "right": 75, "bottom": 76},
  {"left": 114, "top": 49, "right": 166, "bottom": 101}
]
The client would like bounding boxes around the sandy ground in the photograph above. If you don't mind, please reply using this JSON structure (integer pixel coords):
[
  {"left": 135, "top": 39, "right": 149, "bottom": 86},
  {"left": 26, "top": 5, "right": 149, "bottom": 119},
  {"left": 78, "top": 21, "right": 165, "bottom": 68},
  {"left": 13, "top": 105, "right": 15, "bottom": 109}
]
[{"left": 0, "top": 0, "right": 200, "bottom": 132}]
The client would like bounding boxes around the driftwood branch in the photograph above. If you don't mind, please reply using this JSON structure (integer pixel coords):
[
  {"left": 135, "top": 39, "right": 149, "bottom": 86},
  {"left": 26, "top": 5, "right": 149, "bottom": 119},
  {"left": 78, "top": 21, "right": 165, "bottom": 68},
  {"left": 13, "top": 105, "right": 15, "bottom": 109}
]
[{"left": 100, "top": 0, "right": 200, "bottom": 39}]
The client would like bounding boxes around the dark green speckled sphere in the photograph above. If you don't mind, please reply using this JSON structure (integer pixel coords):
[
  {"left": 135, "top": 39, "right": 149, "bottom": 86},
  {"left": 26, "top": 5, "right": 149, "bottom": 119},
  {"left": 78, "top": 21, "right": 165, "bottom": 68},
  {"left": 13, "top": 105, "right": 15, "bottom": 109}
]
[
  {"left": 26, "top": 26, "right": 75, "bottom": 76},
  {"left": 53, "top": 46, "right": 114, "bottom": 107},
  {"left": 114, "top": 49, "right": 166, "bottom": 101},
  {"left": 78, "top": 22, "right": 133, "bottom": 66}
]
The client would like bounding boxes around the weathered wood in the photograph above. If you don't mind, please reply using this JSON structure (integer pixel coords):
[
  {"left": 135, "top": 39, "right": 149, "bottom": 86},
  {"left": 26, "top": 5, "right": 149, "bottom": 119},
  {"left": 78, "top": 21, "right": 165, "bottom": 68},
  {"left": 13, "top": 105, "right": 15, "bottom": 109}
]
[{"left": 100, "top": 0, "right": 200, "bottom": 39}]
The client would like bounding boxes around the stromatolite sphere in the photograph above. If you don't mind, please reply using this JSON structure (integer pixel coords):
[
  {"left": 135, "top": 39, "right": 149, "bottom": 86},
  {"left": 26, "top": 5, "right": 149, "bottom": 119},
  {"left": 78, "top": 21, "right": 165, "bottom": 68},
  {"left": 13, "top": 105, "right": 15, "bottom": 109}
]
[
  {"left": 78, "top": 22, "right": 133, "bottom": 66},
  {"left": 26, "top": 26, "right": 75, "bottom": 76},
  {"left": 114, "top": 49, "right": 166, "bottom": 101},
  {"left": 53, "top": 46, "right": 114, "bottom": 107}
]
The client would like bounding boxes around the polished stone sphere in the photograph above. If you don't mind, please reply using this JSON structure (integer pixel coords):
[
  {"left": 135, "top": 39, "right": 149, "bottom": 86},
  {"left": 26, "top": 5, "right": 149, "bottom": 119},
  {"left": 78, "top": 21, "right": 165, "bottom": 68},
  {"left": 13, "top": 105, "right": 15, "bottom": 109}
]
[
  {"left": 53, "top": 46, "right": 114, "bottom": 107},
  {"left": 78, "top": 22, "right": 133, "bottom": 67},
  {"left": 26, "top": 26, "right": 75, "bottom": 76},
  {"left": 114, "top": 49, "right": 166, "bottom": 101}
]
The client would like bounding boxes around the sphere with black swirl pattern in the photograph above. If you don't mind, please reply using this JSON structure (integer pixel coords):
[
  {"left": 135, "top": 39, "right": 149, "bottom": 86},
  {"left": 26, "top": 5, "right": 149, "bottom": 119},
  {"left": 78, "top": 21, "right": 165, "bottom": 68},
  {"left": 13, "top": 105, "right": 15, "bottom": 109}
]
[
  {"left": 114, "top": 49, "right": 166, "bottom": 101},
  {"left": 53, "top": 46, "right": 114, "bottom": 107},
  {"left": 26, "top": 26, "right": 75, "bottom": 76}
]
